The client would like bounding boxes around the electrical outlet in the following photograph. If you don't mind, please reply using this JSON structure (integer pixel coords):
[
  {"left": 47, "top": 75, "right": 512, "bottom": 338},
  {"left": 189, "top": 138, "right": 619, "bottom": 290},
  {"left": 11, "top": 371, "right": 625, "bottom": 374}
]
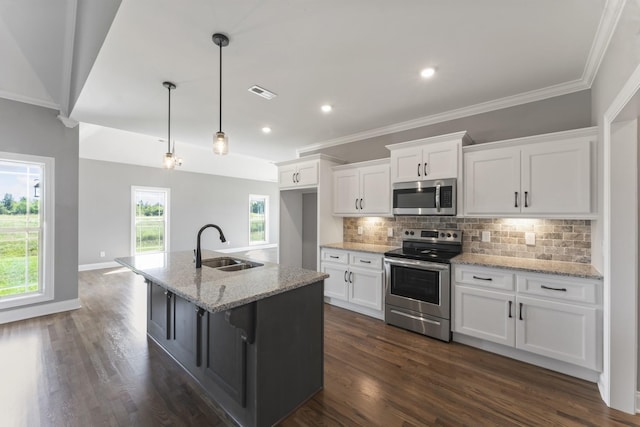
[
  {"left": 357, "top": 226, "right": 363, "bottom": 235},
  {"left": 525, "top": 232, "right": 536, "bottom": 246},
  {"left": 481, "top": 231, "right": 491, "bottom": 242},
  {"left": 99, "top": 251, "right": 106, "bottom": 258},
  {"left": 387, "top": 227, "right": 393, "bottom": 237}
]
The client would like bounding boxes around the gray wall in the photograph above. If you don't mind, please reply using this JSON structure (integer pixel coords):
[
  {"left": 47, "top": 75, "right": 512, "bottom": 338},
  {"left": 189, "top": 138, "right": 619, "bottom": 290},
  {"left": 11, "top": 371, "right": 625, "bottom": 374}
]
[
  {"left": 0, "top": 98, "right": 79, "bottom": 305},
  {"left": 306, "top": 90, "right": 592, "bottom": 163},
  {"left": 79, "top": 159, "right": 279, "bottom": 265}
]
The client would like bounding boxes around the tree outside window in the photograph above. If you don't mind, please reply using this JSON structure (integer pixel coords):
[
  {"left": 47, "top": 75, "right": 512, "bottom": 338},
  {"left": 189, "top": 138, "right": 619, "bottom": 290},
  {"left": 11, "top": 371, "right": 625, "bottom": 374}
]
[
  {"left": 249, "top": 195, "right": 268, "bottom": 245},
  {"left": 132, "top": 187, "right": 169, "bottom": 254}
]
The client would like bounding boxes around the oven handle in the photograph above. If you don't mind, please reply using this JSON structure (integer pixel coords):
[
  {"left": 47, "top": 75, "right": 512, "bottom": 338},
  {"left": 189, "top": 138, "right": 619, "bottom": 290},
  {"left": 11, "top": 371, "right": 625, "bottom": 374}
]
[
  {"left": 384, "top": 257, "right": 450, "bottom": 271},
  {"left": 390, "top": 309, "right": 441, "bottom": 326}
]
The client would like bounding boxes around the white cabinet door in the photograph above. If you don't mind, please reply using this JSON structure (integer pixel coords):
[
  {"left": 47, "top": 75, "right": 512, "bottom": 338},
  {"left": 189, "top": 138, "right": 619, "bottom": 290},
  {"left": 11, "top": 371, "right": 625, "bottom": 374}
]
[
  {"left": 360, "top": 164, "right": 390, "bottom": 215},
  {"left": 521, "top": 139, "right": 591, "bottom": 215},
  {"left": 296, "top": 161, "right": 319, "bottom": 187},
  {"left": 423, "top": 140, "right": 458, "bottom": 180},
  {"left": 278, "top": 165, "right": 298, "bottom": 189},
  {"left": 390, "top": 146, "right": 422, "bottom": 183},
  {"left": 464, "top": 147, "right": 521, "bottom": 215},
  {"left": 454, "top": 285, "right": 515, "bottom": 347},
  {"left": 322, "top": 263, "right": 349, "bottom": 301},
  {"left": 333, "top": 169, "right": 360, "bottom": 214},
  {"left": 348, "top": 266, "right": 383, "bottom": 311},
  {"left": 515, "top": 295, "right": 599, "bottom": 370}
]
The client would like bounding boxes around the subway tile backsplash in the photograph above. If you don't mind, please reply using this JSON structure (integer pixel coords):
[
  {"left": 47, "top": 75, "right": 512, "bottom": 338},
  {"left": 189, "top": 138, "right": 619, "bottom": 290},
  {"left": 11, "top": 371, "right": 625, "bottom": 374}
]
[{"left": 343, "top": 217, "right": 591, "bottom": 264}]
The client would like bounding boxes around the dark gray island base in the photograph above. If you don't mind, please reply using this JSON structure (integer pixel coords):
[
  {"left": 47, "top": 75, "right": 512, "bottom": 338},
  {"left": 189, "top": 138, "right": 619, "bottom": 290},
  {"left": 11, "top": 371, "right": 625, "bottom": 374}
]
[{"left": 116, "top": 251, "right": 326, "bottom": 427}]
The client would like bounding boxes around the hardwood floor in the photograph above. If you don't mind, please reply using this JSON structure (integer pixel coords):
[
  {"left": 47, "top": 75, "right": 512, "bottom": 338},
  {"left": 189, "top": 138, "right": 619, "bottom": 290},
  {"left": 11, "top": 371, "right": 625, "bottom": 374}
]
[{"left": 0, "top": 268, "right": 638, "bottom": 426}]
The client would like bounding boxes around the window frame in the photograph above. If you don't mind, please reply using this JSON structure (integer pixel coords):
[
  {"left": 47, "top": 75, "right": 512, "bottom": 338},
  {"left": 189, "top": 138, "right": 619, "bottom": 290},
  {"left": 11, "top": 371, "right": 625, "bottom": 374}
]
[
  {"left": 0, "top": 151, "right": 55, "bottom": 310},
  {"left": 131, "top": 186, "right": 170, "bottom": 255},
  {"left": 248, "top": 194, "right": 269, "bottom": 246}
]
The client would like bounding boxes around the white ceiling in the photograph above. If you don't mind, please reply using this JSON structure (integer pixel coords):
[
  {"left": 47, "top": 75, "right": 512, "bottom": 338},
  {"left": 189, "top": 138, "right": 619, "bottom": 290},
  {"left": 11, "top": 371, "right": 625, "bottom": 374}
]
[{"left": 1, "top": 1, "right": 620, "bottom": 180}]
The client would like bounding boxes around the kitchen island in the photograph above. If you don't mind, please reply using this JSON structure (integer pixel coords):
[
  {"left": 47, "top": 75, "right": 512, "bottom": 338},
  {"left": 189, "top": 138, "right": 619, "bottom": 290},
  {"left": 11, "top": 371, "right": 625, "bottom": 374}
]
[{"left": 116, "top": 250, "right": 327, "bottom": 427}]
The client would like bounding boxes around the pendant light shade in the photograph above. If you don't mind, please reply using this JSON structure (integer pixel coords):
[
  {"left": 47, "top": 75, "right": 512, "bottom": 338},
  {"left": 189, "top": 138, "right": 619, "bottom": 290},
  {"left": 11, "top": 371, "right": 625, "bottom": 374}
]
[
  {"left": 162, "top": 81, "right": 182, "bottom": 169},
  {"left": 212, "top": 33, "right": 229, "bottom": 155}
]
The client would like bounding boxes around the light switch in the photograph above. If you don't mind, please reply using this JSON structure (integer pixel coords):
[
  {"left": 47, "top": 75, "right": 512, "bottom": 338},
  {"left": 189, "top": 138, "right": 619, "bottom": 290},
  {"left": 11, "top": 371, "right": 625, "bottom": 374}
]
[
  {"left": 357, "top": 226, "right": 363, "bottom": 235},
  {"left": 481, "top": 231, "right": 491, "bottom": 242},
  {"left": 387, "top": 227, "right": 393, "bottom": 237},
  {"left": 525, "top": 232, "right": 536, "bottom": 246}
]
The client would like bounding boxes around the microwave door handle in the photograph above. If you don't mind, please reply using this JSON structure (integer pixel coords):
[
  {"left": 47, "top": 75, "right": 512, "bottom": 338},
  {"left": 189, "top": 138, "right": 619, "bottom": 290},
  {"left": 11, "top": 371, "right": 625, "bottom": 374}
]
[{"left": 435, "top": 184, "right": 441, "bottom": 212}]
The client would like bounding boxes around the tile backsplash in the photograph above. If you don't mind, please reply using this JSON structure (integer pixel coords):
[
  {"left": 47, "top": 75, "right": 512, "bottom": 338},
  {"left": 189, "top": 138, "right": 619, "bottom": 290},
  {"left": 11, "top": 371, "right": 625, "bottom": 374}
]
[{"left": 344, "top": 217, "right": 591, "bottom": 264}]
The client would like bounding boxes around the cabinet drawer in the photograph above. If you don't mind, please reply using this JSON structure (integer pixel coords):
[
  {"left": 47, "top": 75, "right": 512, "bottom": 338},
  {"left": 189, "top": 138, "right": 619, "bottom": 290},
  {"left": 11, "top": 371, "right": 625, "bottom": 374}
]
[
  {"left": 349, "top": 253, "right": 382, "bottom": 270},
  {"left": 516, "top": 274, "right": 600, "bottom": 304},
  {"left": 454, "top": 265, "right": 514, "bottom": 290},
  {"left": 321, "top": 249, "right": 348, "bottom": 264}
]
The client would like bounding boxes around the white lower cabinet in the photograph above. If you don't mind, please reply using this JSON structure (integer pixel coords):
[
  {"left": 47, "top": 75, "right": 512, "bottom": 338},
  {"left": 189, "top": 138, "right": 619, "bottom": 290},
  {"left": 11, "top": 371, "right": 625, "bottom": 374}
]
[
  {"left": 453, "top": 265, "right": 601, "bottom": 373},
  {"left": 321, "top": 248, "right": 384, "bottom": 319}
]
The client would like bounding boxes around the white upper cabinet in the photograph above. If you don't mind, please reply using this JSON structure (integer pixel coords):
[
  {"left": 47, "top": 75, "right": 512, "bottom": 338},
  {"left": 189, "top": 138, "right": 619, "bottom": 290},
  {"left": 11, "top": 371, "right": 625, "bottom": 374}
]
[
  {"left": 387, "top": 131, "right": 473, "bottom": 184},
  {"left": 332, "top": 159, "right": 391, "bottom": 216},
  {"left": 464, "top": 127, "right": 597, "bottom": 218},
  {"left": 278, "top": 160, "right": 319, "bottom": 189}
]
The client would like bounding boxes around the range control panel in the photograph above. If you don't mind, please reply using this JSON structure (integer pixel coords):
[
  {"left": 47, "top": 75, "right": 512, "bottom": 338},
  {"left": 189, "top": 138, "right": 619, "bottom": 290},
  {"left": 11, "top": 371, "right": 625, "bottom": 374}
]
[{"left": 402, "top": 229, "right": 462, "bottom": 244}]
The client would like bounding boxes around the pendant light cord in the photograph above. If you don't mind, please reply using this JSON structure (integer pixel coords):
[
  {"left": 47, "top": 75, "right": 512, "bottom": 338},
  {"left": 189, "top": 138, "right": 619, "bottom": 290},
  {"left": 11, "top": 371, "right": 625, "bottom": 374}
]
[
  {"left": 219, "top": 41, "right": 222, "bottom": 134},
  {"left": 167, "top": 84, "right": 172, "bottom": 153}
]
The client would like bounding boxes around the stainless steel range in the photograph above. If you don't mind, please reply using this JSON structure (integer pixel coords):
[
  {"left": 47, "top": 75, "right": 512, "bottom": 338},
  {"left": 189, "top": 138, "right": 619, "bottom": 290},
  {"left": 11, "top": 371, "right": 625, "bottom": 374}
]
[{"left": 384, "top": 229, "right": 462, "bottom": 342}]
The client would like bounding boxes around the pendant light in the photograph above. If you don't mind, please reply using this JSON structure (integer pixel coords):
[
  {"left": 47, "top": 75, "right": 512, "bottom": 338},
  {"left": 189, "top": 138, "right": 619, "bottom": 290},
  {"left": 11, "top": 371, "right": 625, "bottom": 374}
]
[
  {"left": 162, "top": 81, "right": 182, "bottom": 169},
  {"left": 212, "top": 33, "right": 229, "bottom": 155}
]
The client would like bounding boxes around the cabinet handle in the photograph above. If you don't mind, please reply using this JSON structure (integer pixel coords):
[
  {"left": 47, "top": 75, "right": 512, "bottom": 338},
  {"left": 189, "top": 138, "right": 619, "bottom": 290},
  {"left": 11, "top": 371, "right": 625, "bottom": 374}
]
[
  {"left": 355, "top": 198, "right": 359, "bottom": 210},
  {"left": 541, "top": 285, "right": 567, "bottom": 292},
  {"left": 292, "top": 172, "right": 296, "bottom": 183},
  {"left": 417, "top": 163, "right": 421, "bottom": 177},
  {"left": 296, "top": 172, "right": 300, "bottom": 182},
  {"left": 196, "top": 308, "right": 205, "bottom": 367},
  {"left": 424, "top": 162, "right": 427, "bottom": 176},
  {"left": 508, "top": 301, "right": 513, "bottom": 318},
  {"left": 359, "top": 198, "right": 363, "bottom": 210},
  {"left": 329, "top": 255, "right": 340, "bottom": 259},
  {"left": 349, "top": 272, "right": 353, "bottom": 283},
  {"left": 514, "top": 191, "right": 519, "bottom": 208},
  {"left": 344, "top": 270, "right": 348, "bottom": 282},
  {"left": 472, "top": 275, "right": 493, "bottom": 281},
  {"left": 519, "top": 302, "right": 524, "bottom": 321},
  {"left": 360, "top": 260, "right": 372, "bottom": 264},
  {"left": 524, "top": 191, "right": 529, "bottom": 208},
  {"left": 166, "top": 291, "right": 173, "bottom": 340}
]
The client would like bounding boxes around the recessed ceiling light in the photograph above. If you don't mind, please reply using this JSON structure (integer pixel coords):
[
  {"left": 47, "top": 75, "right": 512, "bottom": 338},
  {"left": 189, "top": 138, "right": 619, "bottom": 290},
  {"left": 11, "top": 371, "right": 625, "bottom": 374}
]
[
  {"left": 321, "top": 104, "right": 332, "bottom": 113},
  {"left": 262, "top": 126, "right": 272, "bottom": 134},
  {"left": 420, "top": 67, "right": 436, "bottom": 78}
]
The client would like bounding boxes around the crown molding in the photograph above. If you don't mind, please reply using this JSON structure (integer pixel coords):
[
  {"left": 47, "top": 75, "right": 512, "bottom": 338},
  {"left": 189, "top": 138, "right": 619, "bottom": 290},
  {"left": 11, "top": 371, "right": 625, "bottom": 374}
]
[
  {"left": 0, "top": 90, "right": 59, "bottom": 110},
  {"left": 297, "top": 79, "right": 588, "bottom": 155},
  {"left": 582, "top": 0, "right": 627, "bottom": 87}
]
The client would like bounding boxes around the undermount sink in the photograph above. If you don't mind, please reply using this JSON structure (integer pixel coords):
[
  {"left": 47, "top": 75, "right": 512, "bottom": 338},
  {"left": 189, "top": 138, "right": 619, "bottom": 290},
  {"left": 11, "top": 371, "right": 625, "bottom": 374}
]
[{"left": 201, "top": 257, "right": 263, "bottom": 272}]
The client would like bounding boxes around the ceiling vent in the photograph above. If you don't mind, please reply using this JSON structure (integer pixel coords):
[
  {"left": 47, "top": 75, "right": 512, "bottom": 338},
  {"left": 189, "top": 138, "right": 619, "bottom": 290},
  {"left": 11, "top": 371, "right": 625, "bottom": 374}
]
[{"left": 248, "top": 85, "right": 277, "bottom": 100}]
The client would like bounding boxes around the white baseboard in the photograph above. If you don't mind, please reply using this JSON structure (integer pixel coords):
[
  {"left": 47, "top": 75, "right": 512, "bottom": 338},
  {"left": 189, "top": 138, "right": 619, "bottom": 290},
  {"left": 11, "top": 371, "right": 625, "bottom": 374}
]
[
  {"left": 0, "top": 298, "right": 81, "bottom": 324},
  {"left": 78, "top": 261, "right": 121, "bottom": 271}
]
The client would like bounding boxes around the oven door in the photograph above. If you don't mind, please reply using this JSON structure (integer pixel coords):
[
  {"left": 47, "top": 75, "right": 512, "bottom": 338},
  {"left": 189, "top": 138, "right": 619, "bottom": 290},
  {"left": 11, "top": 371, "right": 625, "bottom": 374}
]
[{"left": 384, "top": 257, "right": 450, "bottom": 319}]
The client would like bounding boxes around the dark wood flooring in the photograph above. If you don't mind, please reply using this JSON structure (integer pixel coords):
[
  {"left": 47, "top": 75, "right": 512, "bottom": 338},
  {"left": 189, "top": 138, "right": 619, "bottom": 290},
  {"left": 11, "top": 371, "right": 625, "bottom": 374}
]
[{"left": 0, "top": 267, "right": 638, "bottom": 426}]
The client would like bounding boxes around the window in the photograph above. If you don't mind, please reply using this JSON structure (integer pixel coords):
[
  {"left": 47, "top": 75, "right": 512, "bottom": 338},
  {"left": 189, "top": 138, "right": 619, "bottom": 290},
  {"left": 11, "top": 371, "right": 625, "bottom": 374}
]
[
  {"left": 131, "top": 187, "right": 170, "bottom": 254},
  {"left": 0, "top": 152, "right": 54, "bottom": 309},
  {"left": 249, "top": 195, "right": 268, "bottom": 245}
]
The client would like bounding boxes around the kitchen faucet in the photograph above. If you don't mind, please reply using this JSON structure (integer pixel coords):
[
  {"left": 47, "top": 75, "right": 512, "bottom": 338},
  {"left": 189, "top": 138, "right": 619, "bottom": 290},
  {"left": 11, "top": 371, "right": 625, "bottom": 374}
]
[{"left": 195, "top": 224, "right": 227, "bottom": 268}]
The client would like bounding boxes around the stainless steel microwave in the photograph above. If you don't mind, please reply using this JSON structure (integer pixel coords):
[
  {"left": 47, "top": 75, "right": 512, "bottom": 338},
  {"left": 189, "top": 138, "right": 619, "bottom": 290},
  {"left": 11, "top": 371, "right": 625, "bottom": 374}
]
[{"left": 392, "top": 178, "right": 456, "bottom": 216}]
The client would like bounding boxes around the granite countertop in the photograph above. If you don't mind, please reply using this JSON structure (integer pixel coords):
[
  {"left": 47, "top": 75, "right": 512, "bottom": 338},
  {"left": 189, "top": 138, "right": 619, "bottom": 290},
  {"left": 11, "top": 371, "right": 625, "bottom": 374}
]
[
  {"left": 116, "top": 250, "right": 328, "bottom": 313},
  {"left": 320, "top": 242, "right": 399, "bottom": 254},
  {"left": 451, "top": 253, "right": 603, "bottom": 280}
]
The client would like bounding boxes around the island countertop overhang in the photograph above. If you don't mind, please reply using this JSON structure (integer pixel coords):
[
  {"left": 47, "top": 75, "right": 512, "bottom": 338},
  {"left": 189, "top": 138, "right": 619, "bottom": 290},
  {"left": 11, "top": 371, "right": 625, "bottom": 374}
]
[{"left": 115, "top": 250, "right": 328, "bottom": 313}]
